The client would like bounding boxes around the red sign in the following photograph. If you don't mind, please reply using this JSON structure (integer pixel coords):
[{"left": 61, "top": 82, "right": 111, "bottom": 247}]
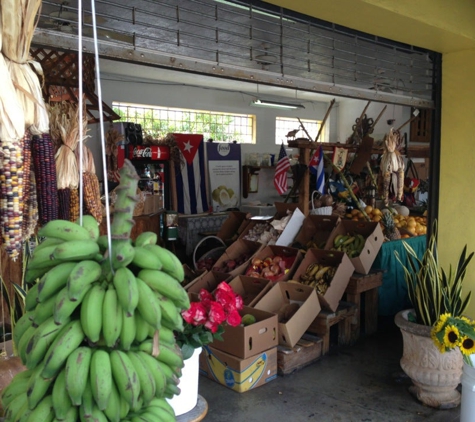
[{"left": 128, "top": 145, "right": 170, "bottom": 161}]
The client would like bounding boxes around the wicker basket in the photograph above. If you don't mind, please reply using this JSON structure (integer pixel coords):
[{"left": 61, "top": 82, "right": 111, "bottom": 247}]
[
  {"left": 310, "top": 191, "right": 332, "bottom": 215},
  {"left": 193, "top": 236, "right": 226, "bottom": 271}
]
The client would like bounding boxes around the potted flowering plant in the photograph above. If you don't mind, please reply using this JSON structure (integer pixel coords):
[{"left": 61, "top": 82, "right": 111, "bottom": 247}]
[
  {"left": 175, "top": 281, "right": 244, "bottom": 360},
  {"left": 432, "top": 314, "right": 475, "bottom": 366}
]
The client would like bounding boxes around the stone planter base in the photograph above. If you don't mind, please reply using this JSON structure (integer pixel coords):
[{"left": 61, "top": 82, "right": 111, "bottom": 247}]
[{"left": 394, "top": 310, "right": 463, "bottom": 409}]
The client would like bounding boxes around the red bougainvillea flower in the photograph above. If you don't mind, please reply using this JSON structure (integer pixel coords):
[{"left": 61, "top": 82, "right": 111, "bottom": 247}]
[
  {"left": 182, "top": 302, "right": 207, "bottom": 326},
  {"left": 226, "top": 309, "right": 242, "bottom": 327},
  {"left": 208, "top": 301, "right": 226, "bottom": 325}
]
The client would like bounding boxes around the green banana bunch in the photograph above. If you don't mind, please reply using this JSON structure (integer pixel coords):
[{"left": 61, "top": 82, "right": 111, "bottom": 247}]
[
  {"left": 332, "top": 232, "right": 366, "bottom": 257},
  {"left": 2, "top": 161, "right": 192, "bottom": 421}
]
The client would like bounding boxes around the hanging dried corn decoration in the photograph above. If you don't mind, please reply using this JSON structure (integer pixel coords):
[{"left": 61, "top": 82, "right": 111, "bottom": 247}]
[
  {"left": 57, "top": 188, "right": 71, "bottom": 221},
  {"left": 22, "top": 163, "right": 38, "bottom": 241},
  {"left": 83, "top": 171, "right": 103, "bottom": 223},
  {"left": 32, "top": 134, "right": 59, "bottom": 225},
  {"left": 19, "top": 129, "right": 35, "bottom": 241},
  {"left": 69, "top": 188, "right": 80, "bottom": 222},
  {"left": 0, "top": 136, "right": 24, "bottom": 260}
]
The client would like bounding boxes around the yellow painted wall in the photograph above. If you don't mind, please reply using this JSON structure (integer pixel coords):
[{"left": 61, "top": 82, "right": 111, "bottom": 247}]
[{"left": 268, "top": 0, "right": 475, "bottom": 317}]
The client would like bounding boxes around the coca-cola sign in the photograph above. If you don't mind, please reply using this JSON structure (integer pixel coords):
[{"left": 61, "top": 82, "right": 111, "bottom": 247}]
[{"left": 128, "top": 145, "right": 170, "bottom": 161}]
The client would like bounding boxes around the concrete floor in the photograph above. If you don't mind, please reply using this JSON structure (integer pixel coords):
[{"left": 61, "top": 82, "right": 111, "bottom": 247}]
[{"left": 197, "top": 316, "right": 461, "bottom": 422}]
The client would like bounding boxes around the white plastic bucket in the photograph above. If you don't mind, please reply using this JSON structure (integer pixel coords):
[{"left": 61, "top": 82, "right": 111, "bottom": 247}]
[
  {"left": 461, "top": 360, "right": 475, "bottom": 422},
  {"left": 166, "top": 347, "right": 202, "bottom": 416}
]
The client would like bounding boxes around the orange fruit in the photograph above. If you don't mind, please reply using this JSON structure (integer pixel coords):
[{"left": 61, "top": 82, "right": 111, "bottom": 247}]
[{"left": 365, "top": 205, "right": 373, "bottom": 214}]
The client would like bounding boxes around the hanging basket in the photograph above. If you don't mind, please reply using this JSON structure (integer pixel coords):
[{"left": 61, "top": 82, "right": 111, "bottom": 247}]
[
  {"left": 310, "top": 191, "right": 332, "bottom": 215},
  {"left": 193, "top": 236, "right": 226, "bottom": 271}
]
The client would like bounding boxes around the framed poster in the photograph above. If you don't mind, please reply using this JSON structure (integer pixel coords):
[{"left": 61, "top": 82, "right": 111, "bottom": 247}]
[{"left": 206, "top": 142, "right": 241, "bottom": 212}]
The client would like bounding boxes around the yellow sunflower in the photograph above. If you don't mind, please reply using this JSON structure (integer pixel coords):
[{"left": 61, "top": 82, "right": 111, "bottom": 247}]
[
  {"left": 433, "top": 314, "right": 450, "bottom": 334},
  {"left": 459, "top": 336, "right": 475, "bottom": 356},
  {"left": 443, "top": 324, "right": 460, "bottom": 349}
]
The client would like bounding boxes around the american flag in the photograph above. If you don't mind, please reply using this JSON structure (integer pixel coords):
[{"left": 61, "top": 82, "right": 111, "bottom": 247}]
[
  {"left": 309, "top": 145, "right": 325, "bottom": 194},
  {"left": 274, "top": 144, "right": 290, "bottom": 195}
]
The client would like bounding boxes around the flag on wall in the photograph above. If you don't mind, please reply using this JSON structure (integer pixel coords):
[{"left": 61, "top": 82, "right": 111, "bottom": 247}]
[
  {"left": 309, "top": 145, "right": 325, "bottom": 194},
  {"left": 174, "top": 134, "right": 209, "bottom": 214},
  {"left": 274, "top": 143, "right": 290, "bottom": 195}
]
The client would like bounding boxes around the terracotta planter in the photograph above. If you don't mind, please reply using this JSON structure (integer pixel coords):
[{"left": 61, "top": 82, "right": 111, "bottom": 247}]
[{"left": 395, "top": 310, "right": 463, "bottom": 409}]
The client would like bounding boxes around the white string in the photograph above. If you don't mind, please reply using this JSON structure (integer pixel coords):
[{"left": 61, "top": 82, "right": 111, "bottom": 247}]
[
  {"left": 90, "top": 0, "right": 113, "bottom": 271},
  {"left": 78, "top": 0, "right": 84, "bottom": 226}
]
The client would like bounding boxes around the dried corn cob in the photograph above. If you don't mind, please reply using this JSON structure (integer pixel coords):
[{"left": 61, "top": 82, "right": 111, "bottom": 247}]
[
  {"left": 69, "top": 188, "right": 80, "bottom": 222},
  {"left": 83, "top": 171, "right": 103, "bottom": 223},
  {"left": 20, "top": 130, "right": 32, "bottom": 241},
  {"left": 22, "top": 167, "right": 38, "bottom": 241},
  {"left": 32, "top": 133, "right": 59, "bottom": 226},
  {"left": 0, "top": 135, "right": 24, "bottom": 260},
  {"left": 57, "top": 188, "right": 71, "bottom": 221}
]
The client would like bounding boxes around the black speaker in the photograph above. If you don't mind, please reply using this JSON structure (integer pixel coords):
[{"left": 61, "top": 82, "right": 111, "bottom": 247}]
[{"left": 125, "top": 122, "right": 137, "bottom": 144}]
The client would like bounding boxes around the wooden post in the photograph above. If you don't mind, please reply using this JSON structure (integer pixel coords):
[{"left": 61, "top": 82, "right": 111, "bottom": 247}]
[{"left": 298, "top": 148, "right": 311, "bottom": 215}]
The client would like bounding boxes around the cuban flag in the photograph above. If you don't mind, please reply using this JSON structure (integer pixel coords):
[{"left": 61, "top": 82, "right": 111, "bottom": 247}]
[
  {"left": 174, "top": 134, "right": 209, "bottom": 214},
  {"left": 309, "top": 145, "right": 325, "bottom": 194}
]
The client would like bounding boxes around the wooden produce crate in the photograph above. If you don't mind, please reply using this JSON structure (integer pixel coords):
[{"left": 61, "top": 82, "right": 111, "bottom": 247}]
[
  {"left": 277, "top": 334, "right": 323, "bottom": 376},
  {"left": 306, "top": 302, "right": 358, "bottom": 355}
]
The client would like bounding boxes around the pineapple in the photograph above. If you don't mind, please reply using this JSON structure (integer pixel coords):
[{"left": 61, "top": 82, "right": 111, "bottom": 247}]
[{"left": 381, "top": 211, "right": 401, "bottom": 241}]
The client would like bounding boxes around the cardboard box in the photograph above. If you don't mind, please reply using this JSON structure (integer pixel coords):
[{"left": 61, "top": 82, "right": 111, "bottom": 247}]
[
  {"left": 292, "top": 249, "right": 355, "bottom": 311},
  {"left": 228, "top": 276, "right": 273, "bottom": 307},
  {"left": 238, "top": 220, "right": 274, "bottom": 244},
  {"left": 325, "top": 220, "right": 384, "bottom": 274},
  {"left": 275, "top": 207, "right": 305, "bottom": 247},
  {"left": 293, "top": 215, "right": 340, "bottom": 249},
  {"left": 199, "top": 345, "right": 278, "bottom": 393},
  {"left": 274, "top": 202, "right": 302, "bottom": 219},
  {"left": 217, "top": 211, "right": 250, "bottom": 244},
  {"left": 210, "top": 306, "right": 278, "bottom": 358},
  {"left": 181, "top": 264, "right": 206, "bottom": 287},
  {"left": 245, "top": 245, "right": 303, "bottom": 282},
  {"left": 184, "top": 270, "right": 231, "bottom": 293},
  {"left": 212, "top": 239, "right": 264, "bottom": 278},
  {"left": 254, "top": 282, "right": 321, "bottom": 348}
]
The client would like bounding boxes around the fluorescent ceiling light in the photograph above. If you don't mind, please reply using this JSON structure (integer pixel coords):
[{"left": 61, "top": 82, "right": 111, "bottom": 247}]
[{"left": 251, "top": 99, "right": 305, "bottom": 109}]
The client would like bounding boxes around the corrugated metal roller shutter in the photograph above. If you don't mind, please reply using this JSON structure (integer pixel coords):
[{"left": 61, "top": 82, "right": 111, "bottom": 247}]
[{"left": 33, "top": 0, "right": 436, "bottom": 108}]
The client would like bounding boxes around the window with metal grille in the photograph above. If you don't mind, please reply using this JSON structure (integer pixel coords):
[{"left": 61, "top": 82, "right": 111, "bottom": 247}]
[
  {"left": 113, "top": 102, "right": 255, "bottom": 143},
  {"left": 276, "top": 117, "right": 322, "bottom": 145}
]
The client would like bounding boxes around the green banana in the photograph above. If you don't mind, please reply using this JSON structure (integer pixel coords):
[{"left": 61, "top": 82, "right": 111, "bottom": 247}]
[
  {"left": 38, "top": 219, "right": 92, "bottom": 241},
  {"left": 135, "top": 277, "right": 162, "bottom": 329},
  {"left": 51, "top": 239, "right": 100, "bottom": 261},
  {"left": 138, "top": 269, "right": 190, "bottom": 310},
  {"left": 26, "top": 394, "right": 54, "bottom": 422},
  {"left": 157, "top": 326, "right": 176, "bottom": 346},
  {"left": 79, "top": 382, "right": 94, "bottom": 419},
  {"left": 13, "top": 311, "right": 35, "bottom": 348},
  {"left": 110, "top": 349, "right": 141, "bottom": 410},
  {"left": 4, "top": 392, "right": 28, "bottom": 421},
  {"left": 80, "top": 283, "right": 106, "bottom": 344},
  {"left": 164, "top": 383, "right": 181, "bottom": 400},
  {"left": 37, "top": 261, "right": 77, "bottom": 303},
  {"left": 110, "top": 239, "right": 136, "bottom": 270},
  {"left": 26, "top": 362, "right": 55, "bottom": 410},
  {"left": 31, "top": 294, "right": 57, "bottom": 326},
  {"left": 78, "top": 215, "right": 100, "bottom": 240},
  {"left": 17, "top": 325, "right": 37, "bottom": 365},
  {"left": 120, "top": 309, "right": 137, "bottom": 351},
  {"left": 143, "top": 244, "right": 184, "bottom": 282},
  {"left": 139, "top": 341, "right": 184, "bottom": 369},
  {"left": 134, "top": 231, "right": 158, "bottom": 247},
  {"left": 33, "top": 237, "right": 65, "bottom": 252},
  {"left": 97, "top": 234, "right": 109, "bottom": 253},
  {"left": 53, "top": 285, "right": 86, "bottom": 325},
  {"left": 113, "top": 267, "right": 139, "bottom": 316},
  {"left": 102, "top": 285, "right": 123, "bottom": 348},
  {"left": 137, "top": 351, "right": 168, "bottom": 399},
  {"left": 15, "top": 400, "right": 33, "bottom": 422},
  {"left": 67, "top": 259, "right": 102, "bottom": 301},
  {"left": 42, "top": 319, "right": 85, "bottom": 379},
  {"left": 148, "top": 397, "right": 175, "bottom": 416},
  {"left": 90, "top": 405, "right": 110, "bottom": 422},
  {"left": 26, "top": 245, "right": 60, "bottom": 270},
  {"left": 90, "top": 349, "right": 113, "bottom": 411},
  {"left": 1, "top": 370, "right": 33, "bottom": 409},
  {"left": 132, "top": 246, "right": 163, "bottom": 270},
  {"left": 127, "top": 351, "right": 156, "bottom": 404},
  {"left": 134, "top": 310, "right": 151, "bottom": 343},
  {"left": 25, "top": 315, "right": 67, "bottom": 369},
  {"left": 24, "top": 282, "right": 39, "bottom": 312},
  {"left": 53, "top": 404, "right": 78, "bottom": 422},
  {"left": 65, "top": 346, "right": 93, "bottom": 406},
  {"left": 156, "top": 293, "right": 184, "bottom": 332},
  {"left": 24, "top": 267, "right": 49, "bottom": 284},
  {"left": 143, "top": 404, "right": 175, "bottom": 422},
  {"left": 103, "top": 380, "right": 122, "bottom": 422},
  {"left": 52, "top": 368, "right": 73, "bottom": 421}
]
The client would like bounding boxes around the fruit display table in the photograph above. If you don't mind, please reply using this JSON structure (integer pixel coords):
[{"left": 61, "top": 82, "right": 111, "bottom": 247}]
[
  {"left": 371, "top": 235, "right": 426, "bottom": 316},
  {"left": 178, "top": 212, "right": 229, "bottom": 256}
]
